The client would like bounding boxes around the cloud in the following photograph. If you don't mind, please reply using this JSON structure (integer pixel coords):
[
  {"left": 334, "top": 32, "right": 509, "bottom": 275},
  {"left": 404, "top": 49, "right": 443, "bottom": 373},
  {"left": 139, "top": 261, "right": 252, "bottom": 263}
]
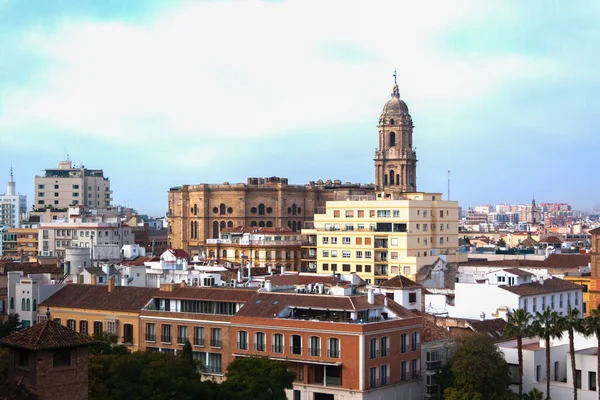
[{"left": 0, "top": 0, "right": 557, "bottom": 150}]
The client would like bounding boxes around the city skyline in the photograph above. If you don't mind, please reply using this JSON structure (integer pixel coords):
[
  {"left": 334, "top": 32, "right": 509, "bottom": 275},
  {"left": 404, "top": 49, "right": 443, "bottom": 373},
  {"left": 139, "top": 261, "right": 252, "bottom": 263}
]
[{"left": 1, "top": 1, "right": 599, "bottom": 216}]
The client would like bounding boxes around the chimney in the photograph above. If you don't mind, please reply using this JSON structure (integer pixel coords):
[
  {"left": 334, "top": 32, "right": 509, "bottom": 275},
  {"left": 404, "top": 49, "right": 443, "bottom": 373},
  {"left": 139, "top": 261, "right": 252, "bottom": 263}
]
[
  {"left": 480, "top": 311, "right": 485, "bottom": 321},
  {"left": 384, "top": 296, "right": 388, "bottom": 307},
  {"left": 237, "top": 268, "right": 242, "bottom": 282},
  {"left": 367, "top": 288, "right": 375, "bottom": 304},
  {"left": 247, "top": 261, "right": 252, "bottom": 280},
  {"left": 91, "top": 275, "right": 96, "bottom": 285},
  {"left": 108, "top": 276, "right": 115, "bottom": 292},
  {"left": 268, "top": 265, "right": 272, "bottom": 275}
]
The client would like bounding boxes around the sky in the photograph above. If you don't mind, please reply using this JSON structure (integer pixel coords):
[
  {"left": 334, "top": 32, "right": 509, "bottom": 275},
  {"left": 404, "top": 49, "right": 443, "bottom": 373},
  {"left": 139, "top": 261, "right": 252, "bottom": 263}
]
[{"left": 1, "top": 0, "right": 599, "bottom": 216}]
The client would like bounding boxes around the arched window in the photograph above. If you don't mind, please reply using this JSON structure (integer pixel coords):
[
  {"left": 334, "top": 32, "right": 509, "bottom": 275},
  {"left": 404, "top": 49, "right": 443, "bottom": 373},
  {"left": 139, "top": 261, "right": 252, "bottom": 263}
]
[
  {"left": 292, "top": 204, "right": 297, "bottom": 215},
  {"left": 384, "top": 174, "right": 388, "bottom": 185},
  {"left": 390, "top": 118, "right": 394, "bottom": 124},
  {"left": 21, "top": 298, "right": 25, "bottom": 311},
  {"left": 298, "top": 221, "right": 302, "bottom": 231},
  {"left": 389, "top": 170, "right": 395, "bottom": 185},
  {"left": 292, "top": 221, "right": 297, "bottom": 232},
  {"left": 250, "top": 221, "right": 257, "bottom": 227},
  {"left": 389, "top": 132, "right": 396, "bottom": 146},
  {"left": 266, "top": 251, "right": 272, "bottom": 260},
  {"left": 220, "top": 203, "right": 226, "bottom": 215},
  {"left": 287, "top": 221, "right": 292, "bottom": 228},
  {"left": 396, "top": 174, "right": 400, "bottom": 186},
  {"left": 266, "top": 221, "right": 273, "bottom": 227},
  {"left": 193, "top": 204, "right": 198, "bottom": 215},
  {"left": 259, "top": 221, "right": 265, "bottom": 227},
  {"left": 220, "top": 221, "right": 226, "bottom": 230},
  {"left": 258, "top": 204, "right": 265, "bottom": 215},
  {"left": 227, "top": 221, "right": 234, "bottom": 228},
  {"left": 212, "top": 221, "right": 219, "bottom": 239},
  {"left": 26, "top": 299, "right": 30, "bottom": 311},
  {"left": 209, "top": 249, "right": 215, "bottom": 258},
  {"left": 222, "top": 249, "right": 227, "bottom": 258},
  {"left": 10, "top": 297, "right": 14, "bottom": 310}
]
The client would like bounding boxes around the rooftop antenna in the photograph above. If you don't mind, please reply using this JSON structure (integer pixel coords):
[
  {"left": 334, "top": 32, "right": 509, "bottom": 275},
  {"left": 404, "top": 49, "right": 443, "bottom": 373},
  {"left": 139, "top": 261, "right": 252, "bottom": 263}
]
[
  {"left": 447, "top": 170, "right": 451, "bottom": 200},
  {"left": 393, "top": 68, "right": 397, "bottom": 84}
]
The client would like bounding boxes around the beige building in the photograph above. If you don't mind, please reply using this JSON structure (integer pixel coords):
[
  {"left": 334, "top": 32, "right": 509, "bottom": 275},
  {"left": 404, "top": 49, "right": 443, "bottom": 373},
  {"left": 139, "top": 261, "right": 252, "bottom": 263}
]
[
  {"left": 302, "top": 193, "right": 459, "bottom": 284},
  {"left": 34, "top": 160, "right": 112, "bottom": 211}
]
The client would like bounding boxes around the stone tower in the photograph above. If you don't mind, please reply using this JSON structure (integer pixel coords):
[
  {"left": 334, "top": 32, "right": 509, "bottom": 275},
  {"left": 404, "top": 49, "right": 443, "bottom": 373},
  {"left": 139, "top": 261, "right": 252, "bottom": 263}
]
[{"left": 374, "top": 73, "right": 417, "bottom": 193}]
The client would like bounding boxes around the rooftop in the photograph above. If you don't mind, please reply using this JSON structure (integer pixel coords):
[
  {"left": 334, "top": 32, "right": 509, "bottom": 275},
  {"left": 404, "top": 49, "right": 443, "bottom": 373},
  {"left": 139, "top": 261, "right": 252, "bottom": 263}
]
[
  {"left": 0, "top": 319, "right": 97, "bottom": 350},
  {"left": 499, "top": 277, "right": 582, "bottom": 296},
  {"left": 380, "top": 274, "right": 421, "bottom": 288},
  {"left": 501, "top": 268, "right": 534, "bottom": 277},
  {"left": 41, "top": 284, "right": 159, "bottom": 312}
]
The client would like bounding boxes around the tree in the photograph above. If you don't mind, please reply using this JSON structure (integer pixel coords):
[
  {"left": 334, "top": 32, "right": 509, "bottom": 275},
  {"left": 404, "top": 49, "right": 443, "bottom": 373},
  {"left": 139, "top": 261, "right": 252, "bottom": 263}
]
[
  {"left": 0, "top": 313, "right": 22, "bottom": 339},
  {"left": 504, "top": 308, "right": 533, "bottom": 399},
  {"left": 561, "top": 305, "right": 584, "bottom": 400},
  {"left": 497, "top": 238, "right": 507, "bottom": 248},
  {"left": 522, "top": 388, "right": 544, "bottom": 400},
  {"left": 219, "top": 357, "right": 295, "bottom": 400},
  {"left": 532, "top": 306, "right": 563, "bottom": 400},
  {"left": 442, "top": 334, "right": 514, "bottom": 399},
  {"left": 584, "top": 306, "right": 600, "bottom": 400},
  {"left": 89, "top": 332, "right": 129, "bottom": 355}
]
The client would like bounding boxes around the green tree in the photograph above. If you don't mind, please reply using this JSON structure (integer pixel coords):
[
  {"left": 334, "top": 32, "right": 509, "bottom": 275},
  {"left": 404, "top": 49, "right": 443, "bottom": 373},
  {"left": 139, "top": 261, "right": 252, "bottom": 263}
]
[
  {"left": 532, "top": 306, "right": 563, "bottom": 400},
  {"left": 0, "top": 313, "right": 22, "bottom": 339},
  {"left": 504, "top": 308, "right": 533, "bottom": 399},
  {"left": 584, "top": 306, "right": 600, "bottom": 400},
  {"left": 561, "top": 305, "right": 584, "bottom": 400},
  {"left": 219, "top": 357, "right": 295, "bottom": 400},
  {"left": 442, "top": 334, "right": 514, "bottom": 399},
  {"left": 522, "top": 388, "right": 544, "bottom": 400},
  {"left": 497, "top": 238, "right": 507, "bottom": 248},
  {"left": 89, "top": 332, "right": 128, "bottom": 355}
]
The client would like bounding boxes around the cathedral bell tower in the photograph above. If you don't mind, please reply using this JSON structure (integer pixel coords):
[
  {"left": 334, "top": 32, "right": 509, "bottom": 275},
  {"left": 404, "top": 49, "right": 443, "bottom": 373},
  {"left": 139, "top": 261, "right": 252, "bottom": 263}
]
[{"left": 374, "top": 72, "right": 417, "bottom": 193}]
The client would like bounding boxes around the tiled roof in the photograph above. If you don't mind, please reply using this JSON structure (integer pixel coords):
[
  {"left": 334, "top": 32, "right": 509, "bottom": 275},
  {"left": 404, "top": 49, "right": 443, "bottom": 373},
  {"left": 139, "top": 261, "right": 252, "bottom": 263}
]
[
  {"left": 539, "top": 234, "right": 564, "bottom": 244},
  {"left": 0, "top": 319, "right": 97, "bottom": 350},
  {"left": 589, "top": 227, "right": 600, "bottom": 235},
  {"left": 84, "top": 267, "right": 104, "bottom": 275},
  {"left": 41, "top": 284, "right": 158, "bottom": 312},
  {"left": 380, "top": 275, "right": 421, "bottom": 288},
  {"left": 466, "top": 318, "right": 508, "bottom": 341},
  {"left": 164, "top": 248, "right": 191, "bottom": 259},
  {"left": 520, "top": 237, "right": 538, "bottom": 248},
  {"left": 544, "top": 254, "right": 590, "bottom": 269},
  {"left": 499, "top": 277, "right": 581, "bottom": 296},
  {"left": 119, "top": 256, "right": 159, "bottom": 266},
  {"left": 410, "top": 310, "right": 453, "bottom": 342},
  {"left": 0, "top": 262, "right": 62, "bottom": 275},
  {"left": 461, "top": 254, "right": 590, "bottom": 270},
  {"left": 502, "top": 268, "right": 533, "bottom": 277},
  {"left": 154, "top": 286, "right": 256, "bottom": 302}
]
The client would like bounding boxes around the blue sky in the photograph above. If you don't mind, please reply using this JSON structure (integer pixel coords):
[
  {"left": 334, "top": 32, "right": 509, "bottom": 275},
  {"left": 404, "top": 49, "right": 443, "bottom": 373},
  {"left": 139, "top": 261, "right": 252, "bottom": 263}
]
[{"left": 1, "top": 0, "right": 599, "bottom": 216}]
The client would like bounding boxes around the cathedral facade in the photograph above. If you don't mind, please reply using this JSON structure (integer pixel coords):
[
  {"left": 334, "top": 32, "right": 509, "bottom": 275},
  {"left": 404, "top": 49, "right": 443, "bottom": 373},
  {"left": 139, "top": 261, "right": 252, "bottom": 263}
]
[{"left": 167, "top": 78, "right": 417, "bottom": 255}]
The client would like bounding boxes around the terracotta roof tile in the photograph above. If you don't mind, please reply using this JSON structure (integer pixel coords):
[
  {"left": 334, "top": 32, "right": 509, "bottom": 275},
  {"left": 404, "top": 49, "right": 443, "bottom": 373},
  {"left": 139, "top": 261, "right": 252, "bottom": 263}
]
[
  {"left": 0, "top": 320, "right": 97, "bottom": 350},
  {"left": 466, "top": 318, "right": 508, "bottom": 341},
  {"left": 501, "top": 268, "right": 533, "bottom": 277},
  {"left": 163, "top": 248, "right": 191, "bottom": 259},
  {"left": 499, "top": 277, "right": 582, "bottom": 296},
  {"left": 41, "top": 284, "right": 158, "bottom": 312},
  {"left": 380, "top": 275, "right": 421, "bottom": 288},
  {"left": 410, "top": 310, "right": 453, "bottom": 342}
]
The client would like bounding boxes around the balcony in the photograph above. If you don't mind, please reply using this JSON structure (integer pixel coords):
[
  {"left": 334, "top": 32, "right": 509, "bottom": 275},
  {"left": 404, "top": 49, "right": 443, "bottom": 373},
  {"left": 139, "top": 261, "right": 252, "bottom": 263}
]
[
  {"left": 161, "top": 335, "right": 171, "bottom": 344},
  {"left": 145, "top": 334, "right": 156, "bottom": 342},
  {"left": 210, "top": 339, "right": 222, "bottom": 348},
  {"left": 426, "top": 360, "right": 443, "bottom": 371},
  {"left": 122, "top": 336, "right": 134, "bottom": 345},
  {"left": 426, "top": 384, "right": 440, "bottom": 394},
  {"left": 194, "top": 338, "right": 205, "bottom": 346},
  {"left": 375, "top": 267, "right": 388, "bottom": 276}
]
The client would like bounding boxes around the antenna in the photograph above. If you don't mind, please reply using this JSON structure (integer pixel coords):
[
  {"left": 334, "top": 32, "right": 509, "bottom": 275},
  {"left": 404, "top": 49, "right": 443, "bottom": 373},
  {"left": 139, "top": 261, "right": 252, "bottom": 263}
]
[{"left": 447, "top": 170, "right": 451, "bottom": 200}]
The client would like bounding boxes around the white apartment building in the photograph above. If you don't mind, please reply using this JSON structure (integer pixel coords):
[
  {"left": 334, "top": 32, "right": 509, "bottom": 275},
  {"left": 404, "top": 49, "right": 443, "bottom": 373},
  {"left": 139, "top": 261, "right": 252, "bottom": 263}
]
[
  {"left": 6, "top": 271, "right": 64, "bottom": 328},
  {"left": 34, "top": 160, "right": 112, "bottom": 211},
  {"left": 0, "top": 170, "right": 27, "bottom": 228},
  {"left": 302, "top": 192, "right": 459, "bottom": 284},
  {"left": 39, "top": 207, "right": 132, "bottom": 258}
]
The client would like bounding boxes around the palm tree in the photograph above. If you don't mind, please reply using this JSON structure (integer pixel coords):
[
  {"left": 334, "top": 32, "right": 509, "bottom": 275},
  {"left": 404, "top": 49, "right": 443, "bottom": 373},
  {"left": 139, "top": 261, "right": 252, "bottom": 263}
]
[
  {"left": 504, "top": 308, "right": 533, "bottom": 399},
  {"left": 584, "top": 306, "right": 600, "bottom": 400},
  {"left": 523, "top": 388, "right": 544, "bottom": 400},
  {"left": 532, "top": 306, "right": 563, "bottom": 400},
  {"left": 562, "top": 305, "right": 584, "bottom": 400}
]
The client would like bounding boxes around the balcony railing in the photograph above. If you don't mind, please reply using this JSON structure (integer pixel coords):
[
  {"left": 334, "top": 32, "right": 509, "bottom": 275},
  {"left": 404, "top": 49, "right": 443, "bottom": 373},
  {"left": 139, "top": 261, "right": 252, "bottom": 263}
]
[
  {"left": 205, "top": 365, "right": 223, "bottom": 374},
  {"left": 327, "top": 349, "right": 340, "bottom": 358},
  {"left": 145, "top": 334, "right": 156, "bottom": 342},
  {"left": 194, "top": 338, "right": 205, "bottom": 346},
  {"left": 254, "top": 343, "right": 266, "bottom": 352},
  {"left": 177, "top": 337, "right": 187, "bottom": 345},
  {"left": 369, "top": 378, "right": 379, "bottom": 388},
  {"left": 426, "top": 360, "right": 443, "bottom": 371},
  {"left": 161, "top": 335, "right": 172, "bottom": 344},
  {"left": 237, "top": 342, "right": 248, "bottom": 350},
  {"left": 308, "top": 347, "right": 321, "bottom": 357},
  {"left": 290, "top": 345, "right": 302, "bottom": 355},
  {"left": 210, "top": 339, "right": 222, "bottom": 348},
  {"left": 122, "top": 336, "right": 133, "bottom": 345},
  {"left": 380, "top": 348, "right": 390, "bottom": 357},
  {"left": 426, "top": 385, "right": 439, "bottom": 394},
  {"left": 272, "top": 345, "right": 284, "bottom": 353}
]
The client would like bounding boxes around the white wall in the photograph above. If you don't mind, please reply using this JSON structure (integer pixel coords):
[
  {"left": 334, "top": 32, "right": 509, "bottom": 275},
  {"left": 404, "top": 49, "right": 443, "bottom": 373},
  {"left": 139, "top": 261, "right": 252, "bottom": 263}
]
[{"left": 453, "top": 283, "right": 518, "bottom": 319}]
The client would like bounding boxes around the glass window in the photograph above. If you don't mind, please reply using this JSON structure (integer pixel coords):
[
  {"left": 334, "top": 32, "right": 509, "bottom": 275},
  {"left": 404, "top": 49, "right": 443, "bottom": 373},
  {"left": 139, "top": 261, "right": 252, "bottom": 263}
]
[
  {"left": 273, "top": 333, "right": 284, "bottom": 353},
  {"left": 309, "top": 336, "right": 321, "bottom": 356},
  {"left": 194, "top": 327, "right": 205, "bottom": 346},
  {"left": 328, "top": 337, "right": 340, "bottom": 358}
]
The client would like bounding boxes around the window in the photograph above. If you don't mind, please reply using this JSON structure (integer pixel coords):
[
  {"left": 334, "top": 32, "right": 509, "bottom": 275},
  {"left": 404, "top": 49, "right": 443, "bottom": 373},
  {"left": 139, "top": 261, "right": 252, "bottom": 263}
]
[
  {"left": 67, "top": 319, "right": 76, "bottom": 330},
  {"left": 294, "top": 390, "right": 301, "bottom": 400},
  {"left": 533, "top": 297, "right": 537, "bottom": 313},
  {"left": 393, "top": 210, "right": 399, "bottom": 217},
  {"left": 380, "top": 336, "right": 389, "bottom": 357},
  {"left": 381, "top": 364, "right": 389, "bottom": 385},
  {"left": 255, "top": 332, "right": 266, "bottom": 352},
  {"left": 411, "top": 332, "right": 419, "bottom": 351},
  {"left": 400, "top": 334, "right": 407, "bottom": 353},
  {"left": 590, "top": 371, "right": 597, "bottom": 391},
  {"left": 273, "top": 333, "right": 284, "bottom": 353},
  {"left": 331, "top": 237, "right": 337, "bottom": 244},
  {"left": 53, "top": 349, "right": 71, "bottom": 368},
  {"left": 560, "top": 293, "right": 564, "bottom": 307},
  {"left": 536, "top": 365, "right": 541, "bottom": 381},
  {"left": 401, "top": 361, "right": 407, "bottom": 381},
  {"left": 194, "top": 327, "right": 205, "bottom": 346},
  {"left": 365, "top": 251, "right": 372, "bottom": 259},
  {"left": 576, "top": 369, "right": 582, "bottom": 389},
  {"left": 161, "top": 324, "right": 172, "bottom": 343},
  {"left": 342, "top": 251, "right": 351, "bottom": 258},
  {"left": 356, "top": 264, "right": 363, "bottom": 272},
  {"left": 38, "top": 184, "right": 45, "bottom": 189},
  {"left": 356, "top": 251, "right": 363, "bottom": 258},
  {"left": 343, "top": 237, "right": 351, "bottom": 244},
  {"left": 79, "top": 320, "right": 88, "bottom": 335},
  {"left": 342, "top": 264, "right": 351, "bottom": 272},
  {"left": 345, "top": 210, "right": 354, "bottom": 217},
  {"left": 211, "top": 328, "right": 221, "bottom": 347},
  {"left": 331, "top": 250, "right": 337, "bottom": 257},
  {"left": 177, "top": 325, "right": 188, "bottom": 344},
  {"left": 123, "top": 324, "right": 134, "bottom": 344},
  {"left": 94, "top": 321, "right": 103, "bottom": 335},
  {"left": 309, "top": 336, "right": 321, "bottom": 356},
  {"left": 291, "top": 334, "right": 302, "bottom": 355},
  {"left": 377, "top": 210, "right": 391, "bottom": 218},
  {"left": 322, "top": 250, "right": 329, "bottom": 257},
  {"left": 369, "top": 338, "right": 378, "bottom": 358},
  {"left": 369, "top": 367, "right": 377, "bottom": 388},
  {"left": 411, "top": 359, "right": 418, "bottom": 378},
  {"left": 207, "top": 353, "right": 222, "bottom": 374},
  {"left": 146, "top": 323, "right": 156, "bottom": 341},
  {"left": 328, "top": 338, "right": 340, "bottom": 358},
  {"left": 322, "top": 237, "right": 329, "bottom": 244},
  {"left": 333, "top": 210, "right": 340, "bottom": 218}
]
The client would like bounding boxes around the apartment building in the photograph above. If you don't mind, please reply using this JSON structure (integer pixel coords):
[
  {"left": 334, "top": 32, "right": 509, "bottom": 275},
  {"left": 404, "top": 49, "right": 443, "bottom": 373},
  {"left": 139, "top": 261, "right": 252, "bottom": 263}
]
[
  {"left": 302, "top": 193, "right": 459, "bottom": 284},
  {"left": 6, "top": 271, "right": 64, "bottom": 328},
  {"left": 34, "top": 160, "right": 112, "bottom": 211},
  {"left": 39, "top": 207, "right": 133, "bottom": 258},
  {"left": 205, "top": 226, "right": 304, "bottom": 270},
  {"left": 41, "top": 281, "right": 158, "bottom": 352},
  {"left": 0, "top": 170, "right": 27, "bottom": 228},
  {"left": 1, "top": 228, "right": 39, "bottom": 259}
]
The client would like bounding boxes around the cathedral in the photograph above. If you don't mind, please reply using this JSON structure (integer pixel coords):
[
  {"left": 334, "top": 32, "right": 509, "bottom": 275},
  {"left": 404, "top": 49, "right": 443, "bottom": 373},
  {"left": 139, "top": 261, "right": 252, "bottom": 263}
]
[{"left": 167, "top": 77, "right": 418, "bottom": 254}]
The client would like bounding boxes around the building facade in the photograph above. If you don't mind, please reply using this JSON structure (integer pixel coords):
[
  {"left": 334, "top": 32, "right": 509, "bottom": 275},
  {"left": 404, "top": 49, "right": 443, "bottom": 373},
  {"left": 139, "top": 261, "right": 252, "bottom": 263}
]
[
  {"left": 34, "top": 160, "right": 112, "bottom": 211},
  {"left": 0, "top": 169, "right": 27, "bottom": 228},
  {"left": 302, "top": 193, "right": 459, "bottom": 284},
  {"left": 1, "top": 228, "right": 39, "bottom": 259}
]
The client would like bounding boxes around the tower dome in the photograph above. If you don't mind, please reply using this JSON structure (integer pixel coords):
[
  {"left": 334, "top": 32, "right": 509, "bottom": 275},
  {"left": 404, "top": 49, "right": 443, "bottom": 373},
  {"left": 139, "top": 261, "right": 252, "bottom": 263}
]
[{"left": 379, "top": 83, "right": 410, "bottom": 124}]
